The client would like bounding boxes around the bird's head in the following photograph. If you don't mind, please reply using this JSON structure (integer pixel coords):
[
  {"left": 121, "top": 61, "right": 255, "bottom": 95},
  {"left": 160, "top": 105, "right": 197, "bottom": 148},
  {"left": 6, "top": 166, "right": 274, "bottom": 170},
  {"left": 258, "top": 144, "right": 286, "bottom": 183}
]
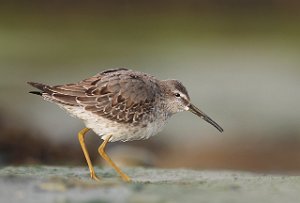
[{"left": 161, "top": 79, "right": 223, "bottom": 132}]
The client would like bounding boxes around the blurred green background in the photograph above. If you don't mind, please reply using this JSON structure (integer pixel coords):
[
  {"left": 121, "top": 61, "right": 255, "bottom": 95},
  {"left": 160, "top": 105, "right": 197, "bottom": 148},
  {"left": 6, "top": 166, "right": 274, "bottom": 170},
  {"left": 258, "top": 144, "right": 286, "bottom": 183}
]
[{"left": 0, "top": 0, "right": 300, "bottom": 172}]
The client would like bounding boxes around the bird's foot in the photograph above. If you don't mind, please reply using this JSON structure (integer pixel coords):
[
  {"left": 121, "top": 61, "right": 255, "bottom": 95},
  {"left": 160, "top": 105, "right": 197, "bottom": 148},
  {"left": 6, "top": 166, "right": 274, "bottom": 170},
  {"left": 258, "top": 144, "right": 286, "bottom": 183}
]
[
  {"left": 90, "top": 172, "right": 100, "bottom": 181},
  {"left": 121, "top": 173, "right": 131, "bottom": 182}
]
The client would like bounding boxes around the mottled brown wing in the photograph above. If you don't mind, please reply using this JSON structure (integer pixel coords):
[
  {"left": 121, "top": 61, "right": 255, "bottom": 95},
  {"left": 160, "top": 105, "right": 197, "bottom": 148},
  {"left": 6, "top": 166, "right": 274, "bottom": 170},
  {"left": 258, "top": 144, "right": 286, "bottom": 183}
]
[
  {"left": 46, "top": 68, "right": 161, "bottom": 124},
  {"left": 40, "top": 68, "right": 128, "bottom": 105}
]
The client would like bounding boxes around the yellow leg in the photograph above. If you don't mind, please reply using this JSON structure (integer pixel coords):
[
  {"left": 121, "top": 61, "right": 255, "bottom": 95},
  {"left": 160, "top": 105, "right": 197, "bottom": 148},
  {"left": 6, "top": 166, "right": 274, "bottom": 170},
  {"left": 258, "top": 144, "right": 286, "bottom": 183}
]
[
  {"left": 98, "top": 135, "right": 131, "bottom": 182},
  {"left": 78, "top": 128, "right": 100, "bottom": 181}
]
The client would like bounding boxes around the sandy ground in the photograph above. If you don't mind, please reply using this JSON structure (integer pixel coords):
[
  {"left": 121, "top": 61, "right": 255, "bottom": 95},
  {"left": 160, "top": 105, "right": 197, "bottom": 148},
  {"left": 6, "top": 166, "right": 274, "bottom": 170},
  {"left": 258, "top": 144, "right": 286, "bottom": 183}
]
[{"left": 0, "top": 166, "right": 300, "bottom": 203}]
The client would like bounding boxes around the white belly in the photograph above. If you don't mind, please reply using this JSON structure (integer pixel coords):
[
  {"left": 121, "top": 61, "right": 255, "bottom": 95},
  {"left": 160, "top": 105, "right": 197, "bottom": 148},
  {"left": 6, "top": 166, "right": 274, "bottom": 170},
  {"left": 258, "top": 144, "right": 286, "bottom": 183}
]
[{"left": 60, "top": 105, "right": 168, "bottom": 142}]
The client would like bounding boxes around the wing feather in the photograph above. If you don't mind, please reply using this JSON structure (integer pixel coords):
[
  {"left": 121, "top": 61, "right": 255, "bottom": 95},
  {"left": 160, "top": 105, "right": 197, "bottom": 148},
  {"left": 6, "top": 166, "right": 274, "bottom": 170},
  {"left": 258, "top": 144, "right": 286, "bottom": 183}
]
[{"left": 40, "top": 68, "right": 161, "bottom": 124}]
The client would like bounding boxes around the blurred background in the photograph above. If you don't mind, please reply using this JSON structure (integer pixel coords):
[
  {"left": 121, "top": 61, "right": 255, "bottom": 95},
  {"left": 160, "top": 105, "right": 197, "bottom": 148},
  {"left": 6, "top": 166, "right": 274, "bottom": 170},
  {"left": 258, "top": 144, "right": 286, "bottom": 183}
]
[{"left": 0, "top": 0, "right": 300, "bottom": 173}]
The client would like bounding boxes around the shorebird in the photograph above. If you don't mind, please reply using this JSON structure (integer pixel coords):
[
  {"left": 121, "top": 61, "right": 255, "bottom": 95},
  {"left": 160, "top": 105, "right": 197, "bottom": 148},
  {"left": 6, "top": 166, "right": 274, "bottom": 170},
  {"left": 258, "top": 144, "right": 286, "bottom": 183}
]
[{"left": 28, "top": 68, "right": 223, "bottom": 182}]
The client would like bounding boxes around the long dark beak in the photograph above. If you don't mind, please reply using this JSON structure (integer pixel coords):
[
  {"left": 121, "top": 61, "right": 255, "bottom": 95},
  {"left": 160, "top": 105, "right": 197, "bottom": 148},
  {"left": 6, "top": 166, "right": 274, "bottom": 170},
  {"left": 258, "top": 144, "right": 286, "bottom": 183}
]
[{"left": 188, "top": 104, "right": 223, "bottom": 132}]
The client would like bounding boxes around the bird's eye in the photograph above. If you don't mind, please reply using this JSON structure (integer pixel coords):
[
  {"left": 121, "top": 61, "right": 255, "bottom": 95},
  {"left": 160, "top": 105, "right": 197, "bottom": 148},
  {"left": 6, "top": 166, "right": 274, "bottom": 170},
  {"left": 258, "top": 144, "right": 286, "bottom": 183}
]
[{"left": 175, "top": 93, "right": 181, "bottom": 97}]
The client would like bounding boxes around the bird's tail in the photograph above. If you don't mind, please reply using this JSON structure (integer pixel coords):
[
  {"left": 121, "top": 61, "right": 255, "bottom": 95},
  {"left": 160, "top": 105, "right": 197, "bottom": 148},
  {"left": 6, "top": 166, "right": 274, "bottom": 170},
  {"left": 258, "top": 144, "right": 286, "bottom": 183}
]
[{"left": 27, "top": 82, "right": 50, "bottom": 96}]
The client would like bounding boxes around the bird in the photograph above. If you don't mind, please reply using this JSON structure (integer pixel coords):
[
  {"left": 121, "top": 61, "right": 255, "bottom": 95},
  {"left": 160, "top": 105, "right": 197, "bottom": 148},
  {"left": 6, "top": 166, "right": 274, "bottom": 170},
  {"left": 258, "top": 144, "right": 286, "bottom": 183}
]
[{"left": 28, "top": 68, "right": 223, "bottom": 182}]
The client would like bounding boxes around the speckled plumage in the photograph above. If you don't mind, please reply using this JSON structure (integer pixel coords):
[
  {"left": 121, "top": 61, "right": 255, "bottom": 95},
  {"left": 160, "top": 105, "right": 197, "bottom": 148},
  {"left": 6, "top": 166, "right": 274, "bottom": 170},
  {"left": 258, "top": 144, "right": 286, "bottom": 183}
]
[{"left": 28, "top": 68, "right": 223, "bottom": 142}]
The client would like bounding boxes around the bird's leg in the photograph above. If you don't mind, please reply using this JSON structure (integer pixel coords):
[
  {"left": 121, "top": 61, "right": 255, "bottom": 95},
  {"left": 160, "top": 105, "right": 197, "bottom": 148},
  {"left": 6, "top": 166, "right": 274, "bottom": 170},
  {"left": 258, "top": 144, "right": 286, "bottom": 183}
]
[
  {"left": 78, "top": 128, "right": 100, "bottom": 181},
  {"left": 98, "top": 135, "right": 131, "bottom": 182}
]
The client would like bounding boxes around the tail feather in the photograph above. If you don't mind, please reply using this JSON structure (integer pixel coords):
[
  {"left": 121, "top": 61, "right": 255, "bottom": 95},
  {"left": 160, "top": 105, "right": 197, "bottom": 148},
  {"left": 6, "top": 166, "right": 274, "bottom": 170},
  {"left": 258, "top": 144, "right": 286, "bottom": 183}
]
[
  {"left": 27, "top": 82, "right": 48, "bottom": 90},
  {"left": 27, "top": 81, "right": 50, "bottom": 96},
  {"left": 29, "top": 91, "right": 43, "bottom": 96}
]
